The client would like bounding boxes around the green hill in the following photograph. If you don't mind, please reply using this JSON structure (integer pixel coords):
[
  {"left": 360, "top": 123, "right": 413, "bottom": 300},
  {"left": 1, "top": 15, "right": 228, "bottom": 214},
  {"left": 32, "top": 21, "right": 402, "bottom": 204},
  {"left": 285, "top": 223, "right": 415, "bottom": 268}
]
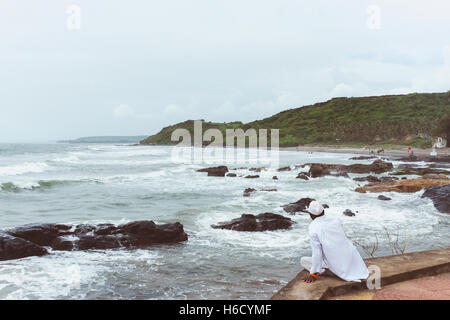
[{"left": 140, "top": 91, "right": 450, "bottom": 148}]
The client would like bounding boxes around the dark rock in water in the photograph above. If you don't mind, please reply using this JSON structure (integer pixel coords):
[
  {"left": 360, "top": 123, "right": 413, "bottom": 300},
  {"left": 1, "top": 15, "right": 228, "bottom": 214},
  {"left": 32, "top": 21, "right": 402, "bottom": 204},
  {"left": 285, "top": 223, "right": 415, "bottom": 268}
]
[
  {"left": 421, "top": 184, "right": 450, "bottom": 214},
  {"left": 396, "top": 155, "right": 450, "bottom": 163},
  {"left": 296, "top": 173, "right": 309, "bottom": 180},
  {"left": 7, "top": 223, "right": 72, "bottom": 246},
  {"left": 243, "top": 188, "right": 256, "bottom": 197},
  {"left": 197, "top": 166, "right": 228, "bottom": 177},
  {"left": 272, "top": 176, "right": 278, "bottom": 180},
  {"left": 353, "top": 175, "right": 381, "bottom": 183},
  {"left": 51, "top": 236, "right": 75, "bottom": 251},
  {"left": 249, "top": 167, "right": 266, "bottom": 172},
  {"left": 116, "top": 221, "right": 188, "bottom": 247},
  {"left": 1, "top": 220, "right": 188, "bottom": 261},
  {"left": 323, "top": 204, "right": 329, "bottom": 209},
  {"left": 277, "top": 166, "right": 291, "bottom": 172},
  {"left": 211, "top": 213, "right": 294, "bottom": 232},
  {"left": 349, "top": 156, "right": 378, "bottom": 160},
  {"left": 282, "top": 197, "right": 315, "bottom": 214},
  {"left": 226, "top": 173, "right": 237, "bottom": 177},
  {"left": 74, "top": 224, "right": 96, "bottom": 234},
  {"left": 306, "top": 160, "right": 393, "bottom": 178},
  {"left": 392, "top": 166, "right": 449, "bottom": 176},
  {"left": 343, "top": 209, "right": 356, "bottom": 217},
  {"left": 0, "top": 233, "right": 48, "bottom": 261},
  {"left": 378, "top": 195, "right": 392, "bottom": 201},
  {"left": 261, "top": 188, "right": 277, "bottom": 192},
  {"left": 401, "top": 177, "right": 408, "bottom": 180},
  {"left": 379, "top": 176, "right": 399, "bottom": 183},
  {"left": 244, "top": 175, "right": 260, "bottom": 179}
]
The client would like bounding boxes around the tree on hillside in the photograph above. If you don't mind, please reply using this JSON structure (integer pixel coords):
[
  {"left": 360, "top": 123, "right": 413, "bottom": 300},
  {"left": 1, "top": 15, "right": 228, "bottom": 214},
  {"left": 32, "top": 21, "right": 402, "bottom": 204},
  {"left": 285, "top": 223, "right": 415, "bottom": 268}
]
[{"left": 436, "top": 113, "right": 450, "bottom": 139}]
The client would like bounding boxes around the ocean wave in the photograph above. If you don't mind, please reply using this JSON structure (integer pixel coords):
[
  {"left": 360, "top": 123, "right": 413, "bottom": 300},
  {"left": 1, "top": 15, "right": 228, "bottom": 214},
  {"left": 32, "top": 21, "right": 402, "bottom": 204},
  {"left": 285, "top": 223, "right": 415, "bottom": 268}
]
[
  {"left": 0, "top": 179, "right": 102, "bottom": 192},
  {"left": 0, "top": 162, "right": 50, "bottom": 177}
]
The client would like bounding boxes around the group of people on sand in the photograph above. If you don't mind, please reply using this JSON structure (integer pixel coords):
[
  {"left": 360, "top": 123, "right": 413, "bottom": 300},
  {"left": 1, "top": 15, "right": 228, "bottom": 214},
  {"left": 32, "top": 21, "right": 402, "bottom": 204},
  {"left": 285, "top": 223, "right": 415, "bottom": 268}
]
[{"left": 364, "top": 144, "right": 384, "bottom": 154}]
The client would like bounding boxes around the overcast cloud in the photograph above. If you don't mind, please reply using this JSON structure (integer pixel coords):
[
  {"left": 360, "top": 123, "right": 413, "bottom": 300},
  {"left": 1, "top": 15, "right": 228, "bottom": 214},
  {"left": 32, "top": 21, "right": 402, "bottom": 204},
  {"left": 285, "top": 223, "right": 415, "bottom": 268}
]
[{"left": 0, "top": 0, "right": 449, "bottom": 142}]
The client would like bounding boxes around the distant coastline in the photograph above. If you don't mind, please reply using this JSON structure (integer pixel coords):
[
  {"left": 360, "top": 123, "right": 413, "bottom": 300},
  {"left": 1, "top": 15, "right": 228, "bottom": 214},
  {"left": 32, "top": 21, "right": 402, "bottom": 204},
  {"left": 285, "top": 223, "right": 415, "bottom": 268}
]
[{"left": 58, "top": 136, "right": 148, "bottom": 144}]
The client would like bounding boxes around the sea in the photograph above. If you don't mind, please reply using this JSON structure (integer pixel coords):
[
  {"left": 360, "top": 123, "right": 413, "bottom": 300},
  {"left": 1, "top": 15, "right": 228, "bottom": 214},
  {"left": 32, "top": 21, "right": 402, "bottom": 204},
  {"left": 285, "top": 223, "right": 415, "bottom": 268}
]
[{"left": 0, "top": 143, "right": 448, "bottom": 299}]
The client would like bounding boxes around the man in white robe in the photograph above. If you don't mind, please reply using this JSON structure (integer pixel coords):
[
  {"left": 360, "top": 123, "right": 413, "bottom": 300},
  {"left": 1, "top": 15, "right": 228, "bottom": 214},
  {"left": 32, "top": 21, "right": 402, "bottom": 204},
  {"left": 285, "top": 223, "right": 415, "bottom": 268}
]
[{"left": 301, "top": 201, "right": 369, "bottom": 283}]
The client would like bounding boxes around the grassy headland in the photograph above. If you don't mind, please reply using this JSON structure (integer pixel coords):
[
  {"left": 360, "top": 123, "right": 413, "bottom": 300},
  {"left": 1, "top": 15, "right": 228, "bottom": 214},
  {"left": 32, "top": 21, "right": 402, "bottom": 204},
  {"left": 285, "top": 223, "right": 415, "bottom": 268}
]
[{"left": 140, "top": 91, "right": 450, "bottom": 148}]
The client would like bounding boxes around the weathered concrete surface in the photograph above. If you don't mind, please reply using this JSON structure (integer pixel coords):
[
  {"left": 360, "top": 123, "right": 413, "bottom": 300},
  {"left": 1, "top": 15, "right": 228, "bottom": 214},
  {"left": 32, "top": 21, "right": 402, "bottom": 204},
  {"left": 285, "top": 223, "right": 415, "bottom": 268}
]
[
  {"left": 330, "top": 272, "right": 450, "bottom": 300},
  {"left": 271, "top": 248, "right": 450, "bottom": 300}
]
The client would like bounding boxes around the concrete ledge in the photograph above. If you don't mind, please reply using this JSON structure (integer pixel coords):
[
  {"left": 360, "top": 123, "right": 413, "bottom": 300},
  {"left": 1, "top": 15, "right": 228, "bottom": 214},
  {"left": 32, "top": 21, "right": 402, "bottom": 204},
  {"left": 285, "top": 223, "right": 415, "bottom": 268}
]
[{"left": 271, "top": 248, "right": 450, "bottom": 300}]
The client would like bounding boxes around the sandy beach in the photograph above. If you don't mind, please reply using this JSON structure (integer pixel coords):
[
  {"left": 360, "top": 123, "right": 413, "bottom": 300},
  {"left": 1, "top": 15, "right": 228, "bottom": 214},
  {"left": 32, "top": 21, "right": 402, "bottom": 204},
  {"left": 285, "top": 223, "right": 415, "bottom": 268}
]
[{"left": 280, "top": 145, "right": 450, "bottom": 159}]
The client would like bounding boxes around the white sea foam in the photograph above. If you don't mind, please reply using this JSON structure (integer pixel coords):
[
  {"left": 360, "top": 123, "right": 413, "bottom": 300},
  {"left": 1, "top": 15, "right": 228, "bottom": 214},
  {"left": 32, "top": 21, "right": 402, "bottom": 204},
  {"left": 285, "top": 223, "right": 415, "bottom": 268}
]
[{"left": 0, "top": 162, "right": 50, "bottom": 177}]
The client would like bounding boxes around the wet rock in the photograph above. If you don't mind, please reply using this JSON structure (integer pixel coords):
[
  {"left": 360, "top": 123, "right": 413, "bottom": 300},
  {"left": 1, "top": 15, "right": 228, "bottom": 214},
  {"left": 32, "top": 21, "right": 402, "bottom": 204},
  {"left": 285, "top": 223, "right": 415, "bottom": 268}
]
[
  {"left": 0, "top": 233, "right": 48, "bottom": 261},
  {"left": 282, "top": 197, "right": 315, "bottom": 214},
  {"left": 1, "top": 220, "right": 188, "bottom": 260},
  {"left": 243, "top": 188, "right": 256, "bottom": 197},
  {"left": 115, "top": 221, "right": 188, "bottom": 247},
  {"left": 277, "top": 166, "right": 291, "bottom": 172},
  {"left": 249, "top": 167, "right": 266, "bottom": 172},
  {"left": 323, "top": 204, "right": 329, "bottom": 209},
  {"left": 421, "top": 184, "right": 450, "bottom": 214},
  {"left": 349, "top": 156, "right": 378, "bottom": 160},
  {"left": 7, "top": 223, "right": 72, "bottom": 246},
  {"left": 343, "top": 209, "right": 356, "bottom": 217},
  {"left": 422, "top": 173, "right": 449, "bottom": 180},
  {"left": 391, "top": 167, "right": 449, "bottom": 176},
  {"left": 378, "top": 195, "right": 392, "bottom": 201},
  {"left": 306, "top": 160, "right": 393, "bottom": 178},
  {"left": 211, "top": 213, "right": 294, "bottom": 232},
  {"left": 196, "top": 166, "right": 229, "bottom": 177},
  {"left": 272, "top": 176, "right": 278, "bottom": 180},
  {"left": 296, "top": 173, "right": 309, "bottom": 180},
  {"left": 261, "top": 188, "right": 277, "bottom": 192},
  {"left": 353, "top": 175, "right": 381, "bottom": 183},
  {"left": 396, "top": 155, "right": 450, "bottom": 163},
  {"left": 226, "top": 173, "right": 237, "bottom": 177},
  {"left": 379, "top": 176, "right": 399, "bottom": 183},
  {"left": 51, "top": 236, "right": 75, "bottom": 251},
  {"left": 355, "top": 178, "right": 450, "bottom": 193},
  {"left": 244, "top": 175, "right": 260, "bottom": 179}
]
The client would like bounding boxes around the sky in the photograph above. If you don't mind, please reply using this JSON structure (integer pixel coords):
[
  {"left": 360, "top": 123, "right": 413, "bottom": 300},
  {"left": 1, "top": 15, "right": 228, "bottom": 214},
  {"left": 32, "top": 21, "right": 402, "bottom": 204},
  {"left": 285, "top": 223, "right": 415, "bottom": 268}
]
[{"left": 0, "top": 0, "right": 450, "bottom": 142}]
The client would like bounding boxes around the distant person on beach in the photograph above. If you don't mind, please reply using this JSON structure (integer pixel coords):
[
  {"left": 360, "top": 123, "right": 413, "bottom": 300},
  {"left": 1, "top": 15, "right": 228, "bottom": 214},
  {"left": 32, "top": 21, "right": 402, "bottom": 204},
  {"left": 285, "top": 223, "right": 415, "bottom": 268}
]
[
  {"left": 300, "top": 201, "right": 369, "bottom": 283},
  {"left": 408, "top": 146, "right": 412, "bottom": 155}
]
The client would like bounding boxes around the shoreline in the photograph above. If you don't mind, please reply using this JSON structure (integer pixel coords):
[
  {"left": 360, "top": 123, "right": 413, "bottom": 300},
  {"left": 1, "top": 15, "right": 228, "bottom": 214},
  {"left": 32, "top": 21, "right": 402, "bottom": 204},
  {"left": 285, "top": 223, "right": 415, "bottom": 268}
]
[
  {"left": 280, "top": 145, "right": 450, "bottom": 159},
  {"left": 138, "top": 143, "right": 450, "bottom": 161}
]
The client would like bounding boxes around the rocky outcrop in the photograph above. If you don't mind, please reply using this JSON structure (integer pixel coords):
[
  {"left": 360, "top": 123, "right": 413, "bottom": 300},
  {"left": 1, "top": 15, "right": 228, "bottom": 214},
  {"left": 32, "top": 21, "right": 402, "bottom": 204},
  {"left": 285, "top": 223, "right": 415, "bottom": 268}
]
[
  {"left": 396, "top": 155, "right": 450, "bottom": 163},
  {"left": 296, "top": 173, "right": 309, "bottom": 180},
  {"left": 305, "top": 160, "right": 393, "bottom": 178},
  {"left": 226, "top": 173, "right": 237, "bottom": 177},
  {"left": 378, "top": 195, "right": 392, "bottom": 201},
  {"left": 244, "top": 175, "right": 260, "bottom": 179},
  {"left": 197, "top": 166, "right": 228, "bottom": 177},
  {"left": 272, "top": 176, "right": 278, "bottom": 180},
  {"left": 0, "top": 233, "right": 48, "bottom": 261},
  {"left": 277, "top": 166, "right": 291, "bottom": 172},
  {"left": 249, "top": 167, "right": 266, "bottom": 172},
  {"left": 421, "top": 184, "right": 450, "bottom": 214},
  {"left": 353, "top": 175, "right": 381, "bottom": 183},
  {"left": 211, "top": 213, "right": 294, "bottom": 232},
  {"left": 355, "top": 179, "right": 450, "bottom": 193},
  {"left": 282, "top": 198, "right": 315, "bottom": 214},
  {"left": 391, "top": 165, "right": 449, "bottom": 176},
  {"left": 1, "top": 221, "right": 188, "bottom": 261},
  {"left": 349, "top": 156, "right": 378, "bottom": 160},
  {"left": 343, "top": 209, "right": 356, "bottom": 217},
  {"left": 243, "top": 188, "right": 256, "bottom": 197}
]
